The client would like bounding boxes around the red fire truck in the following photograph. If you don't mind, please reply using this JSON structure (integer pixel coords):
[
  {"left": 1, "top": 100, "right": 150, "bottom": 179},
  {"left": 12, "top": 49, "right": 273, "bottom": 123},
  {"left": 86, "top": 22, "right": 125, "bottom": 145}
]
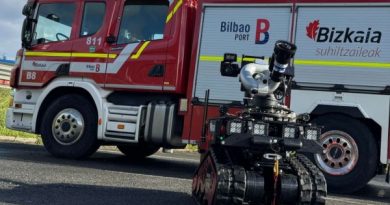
[{"left": 7, "top": 0, "right": 390, "bottom": 194}]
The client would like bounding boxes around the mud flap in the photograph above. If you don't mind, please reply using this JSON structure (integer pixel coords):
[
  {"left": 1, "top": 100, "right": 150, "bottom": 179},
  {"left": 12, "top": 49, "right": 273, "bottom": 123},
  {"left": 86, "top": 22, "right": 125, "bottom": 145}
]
[{"left": 192, "top": 151, "right": 218, "bottom": 205}]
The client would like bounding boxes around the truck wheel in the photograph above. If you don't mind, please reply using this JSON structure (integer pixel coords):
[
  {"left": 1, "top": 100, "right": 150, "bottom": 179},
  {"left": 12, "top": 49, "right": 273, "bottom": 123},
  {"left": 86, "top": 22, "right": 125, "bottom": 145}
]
[
  {"left": 309, "top": 114, "right": 378, "bottom": 194},
  {"left": 117, "top": 143, "right": 160, "bottom": 159},
  {"left": 41, "top": 94, "right": 100, "bottom": 159}
]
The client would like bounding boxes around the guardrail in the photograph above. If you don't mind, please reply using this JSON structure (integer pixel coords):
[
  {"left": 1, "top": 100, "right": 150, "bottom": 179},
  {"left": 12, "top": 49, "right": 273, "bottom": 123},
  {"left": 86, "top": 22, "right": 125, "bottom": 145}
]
[{"left": 0, "top": 60, "right": 14, "bottom": 87}]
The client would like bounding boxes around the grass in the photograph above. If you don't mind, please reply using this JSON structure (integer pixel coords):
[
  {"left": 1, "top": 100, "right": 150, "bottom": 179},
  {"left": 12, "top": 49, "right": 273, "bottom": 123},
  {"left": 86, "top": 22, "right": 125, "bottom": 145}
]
[
  {"left": 185, "top": 144, "right": 199, "bottom": 152},
  {"left": 0, "top": 87, "right": 39, "bottom": 139}
]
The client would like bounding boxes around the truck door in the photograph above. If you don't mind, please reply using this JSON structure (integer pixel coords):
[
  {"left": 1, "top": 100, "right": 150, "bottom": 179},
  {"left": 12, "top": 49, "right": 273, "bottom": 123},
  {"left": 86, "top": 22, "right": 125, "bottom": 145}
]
[
  {"left": 69, "top": 1, "right": 110, "bottom": 84},
  {"left": 20, "top": 1, "right": 77, "bottom": 87},
  {"left": 104, "top": 0, "right": 170, "bottom": 91}
]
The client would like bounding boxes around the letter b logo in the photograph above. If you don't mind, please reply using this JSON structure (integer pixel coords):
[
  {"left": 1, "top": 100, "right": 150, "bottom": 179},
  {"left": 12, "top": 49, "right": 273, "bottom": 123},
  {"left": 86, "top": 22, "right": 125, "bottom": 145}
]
[{"left": 255, "top": 19, "right": 270, "bottom": 44}]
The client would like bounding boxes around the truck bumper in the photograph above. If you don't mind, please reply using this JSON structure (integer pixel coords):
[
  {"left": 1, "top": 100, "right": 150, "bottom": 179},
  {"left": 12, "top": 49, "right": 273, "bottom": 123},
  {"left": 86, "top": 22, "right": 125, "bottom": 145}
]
[{"left": 6, "top": 107, "right": 34, "bottom": 133}]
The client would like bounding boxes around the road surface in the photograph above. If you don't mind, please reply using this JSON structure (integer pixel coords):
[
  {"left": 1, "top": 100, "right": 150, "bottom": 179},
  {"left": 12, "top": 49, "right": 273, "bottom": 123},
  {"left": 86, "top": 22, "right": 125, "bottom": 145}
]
[{"left": 0, "top": 141, "right": 389, "bottom": 205}]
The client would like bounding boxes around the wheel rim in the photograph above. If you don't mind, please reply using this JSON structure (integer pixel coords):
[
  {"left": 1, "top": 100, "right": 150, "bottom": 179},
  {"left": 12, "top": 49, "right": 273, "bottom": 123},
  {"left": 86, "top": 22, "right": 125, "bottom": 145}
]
[
  {"left": 315, "top": 130, "right": 359, "bottom": 176},
  {"left": 52, "top": 108, "right": 84, "bottom": 145}
]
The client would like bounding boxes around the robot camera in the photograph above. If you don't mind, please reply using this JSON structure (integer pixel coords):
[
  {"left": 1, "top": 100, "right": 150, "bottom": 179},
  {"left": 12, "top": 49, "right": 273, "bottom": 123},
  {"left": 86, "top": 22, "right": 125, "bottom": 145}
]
[{"left": 220, "top": 53, "right": 240, "bottom": 77}]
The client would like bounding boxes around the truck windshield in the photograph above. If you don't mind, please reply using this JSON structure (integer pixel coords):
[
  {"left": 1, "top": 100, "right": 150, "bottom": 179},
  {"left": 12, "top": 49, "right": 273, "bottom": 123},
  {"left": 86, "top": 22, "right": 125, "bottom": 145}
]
[
  {"left": 32, "top": 3, "right": 76, "bottom": 44},
  {"left": 117, "top": 1, "right": 169, "bottom": 44}
]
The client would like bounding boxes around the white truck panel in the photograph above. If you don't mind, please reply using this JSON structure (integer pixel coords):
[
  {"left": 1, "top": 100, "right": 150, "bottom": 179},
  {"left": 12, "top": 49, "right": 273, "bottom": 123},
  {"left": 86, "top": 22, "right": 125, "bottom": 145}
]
[
  {"left": 290, "top": 89, "right": 390, "bottom": 164},
  {"left": 294, "top": 6, "right": 390, "bottom": 88},
  {"left": 194, "top": 5, "right": 292, "bottom": 102}
]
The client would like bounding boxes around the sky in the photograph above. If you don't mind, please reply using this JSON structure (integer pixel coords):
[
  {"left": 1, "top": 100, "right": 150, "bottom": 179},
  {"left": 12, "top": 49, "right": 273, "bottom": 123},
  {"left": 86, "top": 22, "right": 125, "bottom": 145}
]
[{"left": 0, "top": 0, "right": 26, "bottom": 60}]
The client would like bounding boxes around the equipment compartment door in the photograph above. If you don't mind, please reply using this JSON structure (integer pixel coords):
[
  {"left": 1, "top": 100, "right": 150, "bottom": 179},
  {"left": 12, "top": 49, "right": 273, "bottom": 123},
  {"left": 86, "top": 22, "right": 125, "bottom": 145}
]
[
  {"left": 294, "top": 5, "right": 390, "bottom": 89},
  {"left": 104, "top": 0, "right": 170, "bottom": 91},
  {"left": 194, "top": 5, "right": 292, "bottom": 103}
]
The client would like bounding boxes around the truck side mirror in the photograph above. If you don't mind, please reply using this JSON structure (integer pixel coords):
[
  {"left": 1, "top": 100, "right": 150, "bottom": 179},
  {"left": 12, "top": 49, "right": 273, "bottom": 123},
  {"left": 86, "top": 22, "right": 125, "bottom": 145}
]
[
  {"left": 220, "top": 53, "right": 240, "bottom": 77},
  {"left": 106, "top": 35, "right": 117, "bottom": 44},
  {"left": 21, "top": 18, "right": 33, "bottom": 49},
  {"left": 22, "top": 4, "right": 33, "bottom": 16}
]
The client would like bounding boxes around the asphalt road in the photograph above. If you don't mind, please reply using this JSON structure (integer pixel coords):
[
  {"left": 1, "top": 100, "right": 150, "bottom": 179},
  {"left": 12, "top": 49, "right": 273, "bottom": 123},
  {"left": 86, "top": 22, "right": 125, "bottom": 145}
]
[{"left": 0, "top": 141, "right": 389, "bottom": 205}]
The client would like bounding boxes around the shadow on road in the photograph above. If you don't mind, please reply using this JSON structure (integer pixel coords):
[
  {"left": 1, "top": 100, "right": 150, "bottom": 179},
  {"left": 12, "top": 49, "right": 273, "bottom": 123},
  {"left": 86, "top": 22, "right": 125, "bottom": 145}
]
[
  {"left": 0, "top": 142, "right": 198, "bottom": 180},
  {"left": 329, "top": 181, "right": 390, "bottom": 204},
  {"left": 0, "top": 178, "right": 195, "bottom": 205}
]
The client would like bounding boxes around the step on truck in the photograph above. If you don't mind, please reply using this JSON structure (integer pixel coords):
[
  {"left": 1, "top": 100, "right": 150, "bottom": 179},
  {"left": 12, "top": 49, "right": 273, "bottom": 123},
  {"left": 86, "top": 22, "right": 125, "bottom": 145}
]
[{"left": 6, "top": 0, "right": 390, "bottom": 194}]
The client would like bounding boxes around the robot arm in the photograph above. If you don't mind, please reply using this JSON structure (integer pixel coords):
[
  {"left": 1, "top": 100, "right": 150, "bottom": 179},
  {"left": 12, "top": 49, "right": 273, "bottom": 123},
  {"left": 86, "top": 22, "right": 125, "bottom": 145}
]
[
  {"left": 239, "top": 61, "right": 280, "bottom": 96},
  {"left": 239, "top": 40, "right": 297, "bottom": 97}
]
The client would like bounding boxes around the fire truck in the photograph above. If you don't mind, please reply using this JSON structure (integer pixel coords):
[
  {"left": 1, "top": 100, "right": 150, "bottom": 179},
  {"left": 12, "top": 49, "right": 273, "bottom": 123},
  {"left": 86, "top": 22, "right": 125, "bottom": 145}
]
[{"left": 6, "top": 0, "right": 390, "bottom": 194}]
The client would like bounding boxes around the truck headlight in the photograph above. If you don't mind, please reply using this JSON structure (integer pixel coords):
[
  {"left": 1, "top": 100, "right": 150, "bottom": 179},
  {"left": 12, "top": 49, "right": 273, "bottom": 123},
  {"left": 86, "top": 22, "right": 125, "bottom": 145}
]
[
  {"left": 252, "top": 122, "right": 268, "bottom": 136},
  {"left": 227, "top": 120, "right": 242, "bottom": 134},
  {"left": 283, "top": 126, "right": 296, "bottom": 138},
  {"left": 305, "top": 128, "right": 320, "bottom": 140}
]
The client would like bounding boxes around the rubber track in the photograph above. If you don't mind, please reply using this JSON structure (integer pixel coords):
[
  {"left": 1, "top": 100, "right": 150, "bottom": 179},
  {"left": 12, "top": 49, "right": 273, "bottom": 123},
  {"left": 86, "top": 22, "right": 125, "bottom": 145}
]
[
  {"left": 210, "top": 147, "right": 235, "bottom": 205},
  {"left": 209, "top": 148, "right": 247, "bottom": 205},
  {"left": 288, "top": 154, "right": 327, "bottom": 205},
  {"left": 288, "top": 155, "right": 314, "bottom": 204},
  {"left": 232, "top": 166, "right": 246, "bottom": 204},
  {"left": 296, "top": 155, "right": 327, "bottom": 204}
]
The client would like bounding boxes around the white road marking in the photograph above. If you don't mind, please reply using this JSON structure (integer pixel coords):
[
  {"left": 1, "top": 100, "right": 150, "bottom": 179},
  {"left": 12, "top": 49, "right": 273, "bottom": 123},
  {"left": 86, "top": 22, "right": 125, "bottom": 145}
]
[
  {"left": 152, "top": 154, "right": 199, "bottom": 163},
  {"left": 126, "top": 172, "right": 192, "bottom": 183},
  {"left": 326, "top": 196, "right": 376, "bottom": 205},
  {"left": 100, "top": 148, "right": 199, "bottom": 163}
]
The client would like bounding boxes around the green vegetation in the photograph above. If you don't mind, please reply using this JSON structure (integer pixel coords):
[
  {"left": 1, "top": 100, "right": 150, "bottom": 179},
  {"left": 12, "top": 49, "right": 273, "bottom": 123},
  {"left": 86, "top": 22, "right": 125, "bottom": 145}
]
[
  {"left": 0, "top": 87, "right": 38, "bottom": 138},
  {"left": 185, "top": 144, "right": 198, "bottom": 152}
]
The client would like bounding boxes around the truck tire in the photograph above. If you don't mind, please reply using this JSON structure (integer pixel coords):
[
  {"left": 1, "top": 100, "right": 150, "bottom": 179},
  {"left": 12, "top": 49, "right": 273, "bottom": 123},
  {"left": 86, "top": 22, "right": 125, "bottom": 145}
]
[
  {"left": 117, "top": 143, "right": 160, "bottom": 159},
  {"left": 40, "top": 94, "right": 100, "bottom": 159},
  {"left": 308, "top": 114, "right": 378, "bottom": 194}
]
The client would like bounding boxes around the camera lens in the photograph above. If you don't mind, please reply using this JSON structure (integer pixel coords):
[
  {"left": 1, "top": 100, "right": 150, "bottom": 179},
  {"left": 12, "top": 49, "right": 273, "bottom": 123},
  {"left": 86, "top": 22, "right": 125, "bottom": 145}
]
[{"left": 274, "top": 40, "right": 297, "bottom": 65}]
